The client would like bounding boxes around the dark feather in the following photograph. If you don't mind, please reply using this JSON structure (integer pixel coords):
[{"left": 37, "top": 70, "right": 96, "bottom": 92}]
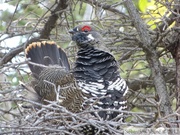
[{"left": 25, "top": 41, "right": 70, "bottom": 76}]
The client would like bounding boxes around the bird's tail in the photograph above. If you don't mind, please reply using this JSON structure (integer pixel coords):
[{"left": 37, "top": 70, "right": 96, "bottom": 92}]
[{"left": 25, "top": 41, "right": 70, "bottom": 77}]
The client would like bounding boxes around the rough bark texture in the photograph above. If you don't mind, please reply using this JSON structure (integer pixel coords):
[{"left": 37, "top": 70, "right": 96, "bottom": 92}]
[
  {"left": 176, "top": 39, "right": 180, "bottom": 127},
  {"left": 0, "top": 0, "right": 69, "bottom": 66},
  {"left": 124, "top": 0, "right": 173, "bottom": 124},
  {"left": 40, "top": 0, "right": 69, "bottom": 39},
  {"left": 174, "top": 0, "right": 180, "bottom": 128},
  {"left": 1, "top": 0, "right": 179, "bottom": 134}
]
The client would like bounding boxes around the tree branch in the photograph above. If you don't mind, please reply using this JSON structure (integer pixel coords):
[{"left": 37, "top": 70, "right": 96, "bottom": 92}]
[
  {"left": 0, "top": 0, "right": 69, "bottom": 66},
  {"left": 124, "top": 0, "right": 174, "bottom": 127},
  {"left": 81, "top": 0, "right": 129, "bottom": 19},
  {"left": 0, "top": 44, "right": 24, "bottom": 66},
  {"left": 39, "top": 0, "right": 69, "bottom": 39},
  {"left": 128, "top": 66, "right": 175, "bottom": 91},
  {"left": 173, "top": 0, "right": 180, "bottom": 128}
]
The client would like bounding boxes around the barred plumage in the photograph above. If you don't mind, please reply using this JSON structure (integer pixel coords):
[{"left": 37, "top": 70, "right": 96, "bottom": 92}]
[
  {"left": 69, "top": 24, "right": 128, "bottom": 121},
  {"left": 24, "top": 24, "right": 128, "bottom": 134},
  {"left": 25, "top": 41, "right": 85, "bottom": 113}
]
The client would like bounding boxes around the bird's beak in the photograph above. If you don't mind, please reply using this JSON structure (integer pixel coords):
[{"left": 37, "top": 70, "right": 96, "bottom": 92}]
[{"left": 69, "top": 29, "right": 74, "bottom": 34}]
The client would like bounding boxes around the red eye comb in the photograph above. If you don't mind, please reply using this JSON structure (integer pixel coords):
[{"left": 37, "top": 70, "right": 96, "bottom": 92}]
[{"left": 81, "top": 25, "right": 91, "bottom": 31}]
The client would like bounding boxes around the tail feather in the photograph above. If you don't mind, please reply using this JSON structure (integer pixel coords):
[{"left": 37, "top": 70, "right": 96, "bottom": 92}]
[
  {"left": 25, "top": 41, "right": 70, "bottom": 76},
  {"left": 58, "top": 48, "right": 70, "bottom": 71}
]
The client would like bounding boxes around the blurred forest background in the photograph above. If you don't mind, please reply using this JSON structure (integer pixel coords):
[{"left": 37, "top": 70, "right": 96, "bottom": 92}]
[{"left": 0, "top": 0, "right": 180, "bottom": 134}]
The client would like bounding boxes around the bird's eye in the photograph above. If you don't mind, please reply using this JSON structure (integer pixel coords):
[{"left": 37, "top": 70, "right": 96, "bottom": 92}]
[{"left": 81, "top": 25, "right": 91, "bottom": 32}]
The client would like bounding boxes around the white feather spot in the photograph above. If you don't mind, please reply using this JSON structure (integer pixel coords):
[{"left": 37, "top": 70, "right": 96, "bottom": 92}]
[
  {"left": 119, "top": 100, "right": 127, "bottom": 105},
  {"left": 113, "top": 101, "right": 119, "bottom": 106},
  {"left": 81, "top": 89, "right": 90, "bottom": 94},
  {"left": 123, "top": 87, "right": 128, "bottom": 96},
  {"left": 87, "top": 34, "right": 94, "bottom": 40},
  {"left": 91, "top": 93, "right": 97, "bottom": 97},
  {"left": 97, "top": 79, "right": 103, "bottom": 83}
]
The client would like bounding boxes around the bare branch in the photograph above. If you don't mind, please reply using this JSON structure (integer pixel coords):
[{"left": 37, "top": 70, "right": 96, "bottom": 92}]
[
  {"left": 0, "top": 44, "right": 24, "bottom": 66},
  {"left": 39, "top": 0, "right": 69, "bottom": 39},
  {"left": 124, "top": 0, "right": 174, "bottom": 127}
]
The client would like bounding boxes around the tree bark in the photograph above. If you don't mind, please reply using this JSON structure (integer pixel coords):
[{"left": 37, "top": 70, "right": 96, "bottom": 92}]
[
  {"left": 174, "top": 0, "right": 180, "bottom": 128},
  {"left": 0, "top": 0, "right": 69, "bottom": 66},
  {"left": 176, "top": 39, "right": 180, "bottom": 128},
  {"left": 40, "top": 0, "right": 69, "bottom": 39},
  {"left": 124, "top": 0, "right": 174, "bottom": 126}
]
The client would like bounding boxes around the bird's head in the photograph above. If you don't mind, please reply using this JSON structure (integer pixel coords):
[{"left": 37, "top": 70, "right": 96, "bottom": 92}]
[{"left": 69, "top": 24, "right": 103, "bottom": 48}]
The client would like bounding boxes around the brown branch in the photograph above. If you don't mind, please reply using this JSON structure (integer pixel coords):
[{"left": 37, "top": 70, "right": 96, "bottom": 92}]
[
  {"left": 39, "top": 0, "right": 69, "bottom": 39},
  {"left": 124, "top": 0, "right": 175, "bottom": 128},
  {"left": 1, "top": 96, "right": 178, "bottom": 134},
  {"left": 0, "top": 44, "right": 24, "bottom": 66},
  {"left": 128, "top": 67, "right": 175, "bottom": 91},
  {"left": 81, "top": 0, "right": 129, "bottom": 19},
  {"left": 155, "top": 13, "right": 176, "bottom": 32},
  {"left": 6, "top": 0, "right": 20, "bottom": 33},
  {"left": 173, "top": 0, "right": 180, "bottom": 128},
  {"left": 0, "top": 0, "right": 69, "bottom": 66}
]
